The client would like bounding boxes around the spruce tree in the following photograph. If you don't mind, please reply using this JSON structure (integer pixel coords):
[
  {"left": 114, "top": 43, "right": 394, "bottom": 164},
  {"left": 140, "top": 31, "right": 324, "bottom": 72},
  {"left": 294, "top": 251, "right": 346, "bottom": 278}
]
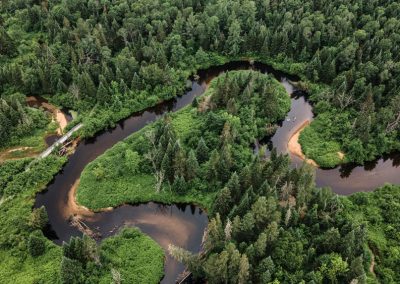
[
  {"left": 186, "top": 149, "right": 199, "bottom": 180},
  {"left": 195, "top": 137, "right": 209, "bottom": 163},
  {"left": 212, "top": 187, "right": 232, "bottom": 218},
  {"left": 28, "top": 232, "right": 46, "bottom": 257},
  {"left": 173, "top": 175, "right": 186, "bottom": 195},
  {"left": 60, "top": 256, "right": 82, "bottom": 284}
]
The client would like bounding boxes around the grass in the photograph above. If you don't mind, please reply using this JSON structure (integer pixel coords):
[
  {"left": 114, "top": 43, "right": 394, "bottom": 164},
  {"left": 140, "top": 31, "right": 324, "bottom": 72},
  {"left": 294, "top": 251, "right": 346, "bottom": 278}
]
[
  {"left": 0, "top": 156, "right": 67, "bottom": 283},
  {"left": 171, "top": 108, "right": 200, "bottom": 141},
  {"left": 98, "top": 228, "right": 165, "bottom": 284},
  {"left": 0, "top": 120, "right": 59, "bottom": 162},
  {"left": 78, "top": 172, "right": 216, "bottom": 211},
  {"left": 299, "top": 124, "right": 343, "bottom": 168},
  {"left": 0, "top": 243, "right": 62, "bottom": 283}
]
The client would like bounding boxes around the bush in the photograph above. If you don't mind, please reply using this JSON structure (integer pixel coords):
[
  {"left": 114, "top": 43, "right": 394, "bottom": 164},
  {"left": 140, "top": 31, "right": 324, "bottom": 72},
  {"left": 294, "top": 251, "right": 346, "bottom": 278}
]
[{"left": 28, "top": 231, "right": 46, "bottom": 257}]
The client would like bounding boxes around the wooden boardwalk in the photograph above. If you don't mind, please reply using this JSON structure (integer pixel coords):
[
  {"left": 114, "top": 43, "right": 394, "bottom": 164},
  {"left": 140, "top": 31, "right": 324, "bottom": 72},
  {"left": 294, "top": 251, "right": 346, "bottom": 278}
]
[{"left": 39, "top": 123, "right": 83, "bottom": 158}]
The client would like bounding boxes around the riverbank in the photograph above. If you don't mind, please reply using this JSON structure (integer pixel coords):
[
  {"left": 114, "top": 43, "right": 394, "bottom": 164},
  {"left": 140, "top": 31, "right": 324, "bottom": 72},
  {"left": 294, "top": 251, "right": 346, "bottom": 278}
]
[
  {"left": 0, "top": 97, "right": 72, "bottom": 162},
  {"left": 287, "top": 120, "right": 319, "bottom": 167},
  {"left": 27, "top": 96, "right": 69, "bottom": 135}
]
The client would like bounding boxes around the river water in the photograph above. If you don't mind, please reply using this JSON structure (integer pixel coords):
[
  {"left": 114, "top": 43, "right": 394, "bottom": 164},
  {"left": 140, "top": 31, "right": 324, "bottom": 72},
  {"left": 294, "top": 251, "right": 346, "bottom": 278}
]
[{"left": 35, "top": 61, "right": 400, "bottom": 283}]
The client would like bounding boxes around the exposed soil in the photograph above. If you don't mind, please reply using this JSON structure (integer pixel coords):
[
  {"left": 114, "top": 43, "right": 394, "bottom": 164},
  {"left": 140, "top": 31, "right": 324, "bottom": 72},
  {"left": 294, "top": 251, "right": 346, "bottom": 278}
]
[
  {"left": 55, "top": 110, "right": 68, "bottom": 135},
  {"left": 287, "top": 121, "right": 319, "bottom": 167},
  {"left": 0, "top": 146, "right": 38, "bottom": 162},
  {"left": 66, "top": 179, "right": 113, "bottom": 220}
]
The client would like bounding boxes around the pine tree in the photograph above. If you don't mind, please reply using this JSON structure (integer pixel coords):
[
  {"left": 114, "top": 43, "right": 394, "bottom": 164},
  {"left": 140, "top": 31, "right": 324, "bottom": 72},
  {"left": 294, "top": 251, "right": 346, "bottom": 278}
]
[
  {"left": 212, "top": 187, "right": 232, "bottom": 218},
  {"left": 226, "top": 172, "right": 240, "bottom": 201},
  {"left": 60, "top": 256, "right": 82, "bottom": 284},
  {"left": 78, "top": 72, "right": 96, "bottom": 99},
  {"left": 29, "top": 206, "right": 48, "bottom": 230},
  {"left": 207, "top": 149, "right": 220, "bottom": 181},
  {"left": 28, "top": 232, "right": 46, "bottom": 257},
  {"left": 239, "top": 165, "right": 252, "bottom": 193},
  {"left": 205, "top": 214, "right": 224, "bottom": 251},
  {"left": 172, "top": 175, "right": 186, "bottom": 195},
  {"left": 195, "top": 137, "right": 209, "bottom": 163},
  {"left": 161, "top": 141, "right": 175, "bottom": 182},
  {"left": 97, "top": 81, "right": 109, "bottom": 104},
  {"left": 238, "top": 254, "right": 250, "bottom": 284},
  {"left": 218, "top": 145, "right": 233, "bottom": 183},
  {"left": 186, "top": 149, "right": 199, "bottom": 180},
  {"left": 173, "top": 140, "right": 185, "bottom": 177}
]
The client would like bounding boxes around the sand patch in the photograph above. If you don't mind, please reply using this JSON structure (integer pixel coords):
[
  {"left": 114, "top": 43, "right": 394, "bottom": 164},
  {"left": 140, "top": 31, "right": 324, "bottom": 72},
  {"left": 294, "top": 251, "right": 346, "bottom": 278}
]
[
  {"left": 337, "top": 151, "right": 345, "bottom": 160},
  {"left": 287, "top": 121, "right": 319, "bottom": 167},
  {"left": 55, "top": 110, "right": 68, "bottom": 135},
  {"left": 65, "top": 179, "right": 95, "bottom": 219}
]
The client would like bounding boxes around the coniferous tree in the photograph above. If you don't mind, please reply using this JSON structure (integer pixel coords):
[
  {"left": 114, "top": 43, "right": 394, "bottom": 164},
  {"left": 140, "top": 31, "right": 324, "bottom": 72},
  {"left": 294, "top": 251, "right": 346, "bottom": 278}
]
[
  {"left": 28, "top": 232, "right": 46, "bottom": 257},
  {"left": 186, "top": 149, "right": 199, "bottom": 180},
  {"left": 195, "top": 137, "right": 209, "bottom": 163}
]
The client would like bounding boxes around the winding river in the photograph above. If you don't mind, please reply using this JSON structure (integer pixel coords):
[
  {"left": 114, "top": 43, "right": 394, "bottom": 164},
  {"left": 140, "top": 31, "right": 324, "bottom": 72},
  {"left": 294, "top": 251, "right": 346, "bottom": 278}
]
[{"left": 35, "top": 61, "right": 400, "bottom": 283}]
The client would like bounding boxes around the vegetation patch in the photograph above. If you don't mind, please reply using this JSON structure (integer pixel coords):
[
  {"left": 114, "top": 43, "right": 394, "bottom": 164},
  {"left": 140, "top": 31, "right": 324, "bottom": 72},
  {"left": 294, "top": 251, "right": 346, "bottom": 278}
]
[
  {"left": 344, "top": 185, "right": 400, "bottom": 283},
  {"left": 0, "top": 157, "right": 67, "bottom": 283},
  {"left": 59, "top": 228, "right": 164, "bottom": 284},
  {"left": 98, "top": 228, "right": 164, "bottom": 284},
  {"left": 77, "top": 70, "right": 290, "bottom": 211},
  {"left": 299, "top": 115, "right": 344, "bottom": 168}
]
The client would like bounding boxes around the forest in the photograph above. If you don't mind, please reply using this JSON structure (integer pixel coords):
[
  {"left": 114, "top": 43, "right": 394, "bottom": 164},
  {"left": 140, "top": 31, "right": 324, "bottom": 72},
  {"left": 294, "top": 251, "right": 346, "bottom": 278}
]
[
  {"left": 0, "top": 0, "right": 399, "bottom": 283},
  {"left": 1, "top": 0, "right": 399, "bottom": 164}
]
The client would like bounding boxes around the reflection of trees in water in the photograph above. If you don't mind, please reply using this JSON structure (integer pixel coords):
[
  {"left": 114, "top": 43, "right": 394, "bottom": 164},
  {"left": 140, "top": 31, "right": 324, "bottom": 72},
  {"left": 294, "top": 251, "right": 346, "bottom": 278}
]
[
  {"left": 392, "top": 152, "right": 400, "bottom": 167},
  {"left": 383, "top": 152, "right": 400, "bottom": 167},
  {"left": 364, "top": 159, "right": 378, "bottom": 171},
  {"left": 156, "top": 203, "right": 171, "bottom": 215},
  {"left": 339, "top": 163, "right": 357, "bottom": 178},
  {"left": 339, "top": 151, "right": 400, "bottom": 179},
  {"left": 171, "top": 204, "right": 199, "bottom": 215}
]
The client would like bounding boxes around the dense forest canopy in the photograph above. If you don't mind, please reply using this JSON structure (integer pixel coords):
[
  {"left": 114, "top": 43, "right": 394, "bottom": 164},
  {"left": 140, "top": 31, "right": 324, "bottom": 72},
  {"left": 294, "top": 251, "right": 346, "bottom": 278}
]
[
  {"left": 1, "top": 0, "right": 400, "bottom": 163},
  {"left": 79, "top": 71, "right": 371, "bottom": 283},
  {"left": 0, "top": 0, "right": 400, "bottom": 283}
]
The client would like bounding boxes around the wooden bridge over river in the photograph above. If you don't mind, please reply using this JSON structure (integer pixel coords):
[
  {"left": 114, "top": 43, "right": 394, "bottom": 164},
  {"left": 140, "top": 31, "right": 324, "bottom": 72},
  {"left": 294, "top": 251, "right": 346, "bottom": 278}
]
[{"left": 39, "top": 123, "right": 83, "bottom": 158}]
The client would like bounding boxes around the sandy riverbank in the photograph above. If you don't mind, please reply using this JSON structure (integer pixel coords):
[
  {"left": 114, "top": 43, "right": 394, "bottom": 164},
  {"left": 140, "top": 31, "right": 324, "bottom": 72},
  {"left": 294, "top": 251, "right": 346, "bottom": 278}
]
[
  {"left": 287, "top": 120, "right": 319, "bottom": 167},
  {"left": 55, "top": 109, "right": 68, "bottom": 135},
  {"left": 27, "top": 97, "right": 69, "bottom": 135},
  {"left": 66, "top": 179, "right": 113, "bottom": 220}
]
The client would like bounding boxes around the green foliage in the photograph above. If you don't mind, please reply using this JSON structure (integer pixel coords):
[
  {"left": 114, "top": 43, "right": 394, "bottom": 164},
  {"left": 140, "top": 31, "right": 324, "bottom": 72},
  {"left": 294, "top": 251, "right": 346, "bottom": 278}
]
[
  {"left": 1, "top": 0, "right": 400, "bottom": 282},
  {"left": 58, "top": 228, "right": 164, "bottom": 284},
  {"left": 99, "top": 228, "right": 164, "bottom": 284},
  {"left": 29, "top": 206, "right": 48, "bottom": 230},
  {"left": 77, "top": 70, "right": 289, "bottom": 210},
  {"left": 0, "top": 94, "right": 51, "bottom": 149},
  {"left": 299, "top": 117, "right": 344, "bottom": 168},
  {"left": 2, "top": 0, "right": 399, "bottom": 162},
  {"left": 28, "top": 231, "right": 46, "bottom": 257},
  {"left": 60, "top": 256, "right": 83, "bottom": 284},
  {"left": 0, "top": 156, "right": 66, "bottom": 283},
  {"left": 345, "top": 185, "right": 400, "bottom": 283}
]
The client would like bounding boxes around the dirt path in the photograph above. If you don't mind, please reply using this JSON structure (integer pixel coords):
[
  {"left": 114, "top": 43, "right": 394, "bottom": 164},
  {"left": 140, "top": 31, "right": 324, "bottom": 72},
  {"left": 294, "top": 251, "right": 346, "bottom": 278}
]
[
  {"left": 369, "top": 250, "right": 376, "bottom": 276},
  {"left": 287, "top": 120, "right": 319, "bottom": 167},
  {"left": 0, "top": 146, "right": 37, "bottom": 162}
]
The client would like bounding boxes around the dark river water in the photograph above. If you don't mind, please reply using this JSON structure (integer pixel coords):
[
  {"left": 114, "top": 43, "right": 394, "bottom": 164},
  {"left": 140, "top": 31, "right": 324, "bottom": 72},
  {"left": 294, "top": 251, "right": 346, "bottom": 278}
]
[{"left": 35, "top": 61, "right": 400, "bottom": 283}]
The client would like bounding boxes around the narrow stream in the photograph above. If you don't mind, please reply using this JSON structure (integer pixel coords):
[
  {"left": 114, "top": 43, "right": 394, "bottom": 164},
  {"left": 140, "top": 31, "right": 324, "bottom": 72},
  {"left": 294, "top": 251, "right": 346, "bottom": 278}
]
[{"left": 35, "top": 61, "right": 400, "bottom": 283}]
